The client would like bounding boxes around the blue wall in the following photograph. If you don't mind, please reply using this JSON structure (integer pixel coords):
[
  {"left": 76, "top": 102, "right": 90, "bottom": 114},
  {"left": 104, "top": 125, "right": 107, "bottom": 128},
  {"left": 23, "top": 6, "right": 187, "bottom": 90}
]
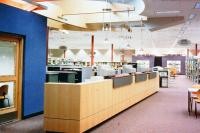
[{"left": 0, "top": 4, "right": 47, "bottom": 117}]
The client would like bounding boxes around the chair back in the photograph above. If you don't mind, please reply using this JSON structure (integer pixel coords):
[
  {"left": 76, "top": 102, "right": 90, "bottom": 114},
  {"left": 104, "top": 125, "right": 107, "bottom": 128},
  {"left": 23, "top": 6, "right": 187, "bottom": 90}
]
[
  {"left": 196, "top": 90, "right": 200, "bottom": 99},
  {"left": 192, "top": 85, "right": 200, "bottom": 94},
  {"left": 192, "top": 84, "right": 200, "bottom": 89},
  {"left": 0, "top": 85, "right": 9, "bottom": 96},
  {"left": 170, "top": 67, "right": 177, "bottom": 75}
]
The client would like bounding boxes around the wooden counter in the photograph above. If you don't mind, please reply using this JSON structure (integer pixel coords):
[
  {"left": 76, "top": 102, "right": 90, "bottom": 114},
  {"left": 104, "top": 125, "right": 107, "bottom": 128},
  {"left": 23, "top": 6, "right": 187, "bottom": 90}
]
[{"left": 44, "top": 74, "right": 159, "bottom": 133}]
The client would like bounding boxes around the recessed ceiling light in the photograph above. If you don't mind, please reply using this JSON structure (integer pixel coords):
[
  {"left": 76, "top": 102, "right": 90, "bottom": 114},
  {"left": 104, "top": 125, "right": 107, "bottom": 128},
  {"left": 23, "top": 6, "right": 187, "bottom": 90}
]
[{"left": 156, "top": 11, "right": 181, "bottom": 14}]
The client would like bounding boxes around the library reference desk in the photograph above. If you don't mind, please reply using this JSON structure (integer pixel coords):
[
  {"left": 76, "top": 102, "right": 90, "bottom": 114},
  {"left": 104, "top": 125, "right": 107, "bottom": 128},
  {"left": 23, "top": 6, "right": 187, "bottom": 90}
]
[{"left": 44, "top": 73, "right": 159, "bottom": 133}]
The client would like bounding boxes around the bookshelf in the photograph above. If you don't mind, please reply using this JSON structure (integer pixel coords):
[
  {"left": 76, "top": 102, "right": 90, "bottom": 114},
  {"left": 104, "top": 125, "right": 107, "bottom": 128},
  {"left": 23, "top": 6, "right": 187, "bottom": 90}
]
[{"left": 186, "top": 57, "right": 200, "bottom": 83}]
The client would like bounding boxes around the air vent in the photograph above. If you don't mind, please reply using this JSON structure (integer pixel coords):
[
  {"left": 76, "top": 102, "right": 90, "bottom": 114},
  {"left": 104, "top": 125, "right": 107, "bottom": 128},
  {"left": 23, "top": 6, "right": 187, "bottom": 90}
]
[{"left": 177, "top": 39, "right": 191, "bottom": 46}]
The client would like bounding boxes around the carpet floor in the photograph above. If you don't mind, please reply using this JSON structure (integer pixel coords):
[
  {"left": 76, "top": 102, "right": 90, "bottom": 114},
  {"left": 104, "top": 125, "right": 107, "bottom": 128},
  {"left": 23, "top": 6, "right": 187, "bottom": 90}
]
[{"left": 1, "top": 75, "right": 200, "bottom": 133}]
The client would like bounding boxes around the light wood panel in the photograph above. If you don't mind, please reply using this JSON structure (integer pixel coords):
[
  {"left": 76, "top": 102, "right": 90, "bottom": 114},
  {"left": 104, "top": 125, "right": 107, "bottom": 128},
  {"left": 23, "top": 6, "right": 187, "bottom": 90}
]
[
  {"left": 17, "top": 38, "right": 23, "bottom": 120},
  {"left": 0, "top": 77, "right": 17, "bottom": 82},
  {"left": 44, "top": 74, "right": 159, "bottom": 133},
  {"left": 44, "top": 83, "right": 81, "bottom": 120},
  {"left": 0, "top": 107, "right": 16, "bottom": 115},
  {"left": 44, "top": 118, "right": 80, "bottom": 133},
  {"left": 79, "top": 80, "right": 113, "bottom": 119}
]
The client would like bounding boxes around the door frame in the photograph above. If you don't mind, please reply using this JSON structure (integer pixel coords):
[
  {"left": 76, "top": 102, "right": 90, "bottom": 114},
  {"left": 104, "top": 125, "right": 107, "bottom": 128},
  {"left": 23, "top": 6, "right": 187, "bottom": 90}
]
[{"left": 0, "top": 34, "right": 23, "bottom": 120}]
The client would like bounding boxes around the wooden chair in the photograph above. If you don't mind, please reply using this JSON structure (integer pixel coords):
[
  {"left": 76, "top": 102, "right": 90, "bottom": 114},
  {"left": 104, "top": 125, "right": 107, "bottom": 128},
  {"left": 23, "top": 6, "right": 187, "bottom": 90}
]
[
  {"left": 190, "top": 85, "right": 200, "bottom": 112},
  {"left": 0, "top": 85, "right": 10, "bottom": 107},
  {"left": 170, "top": 67, "right": 176, "bottom": 78},
  {"left": 194, "top": 90, "right": 200, "bottom": 118}
]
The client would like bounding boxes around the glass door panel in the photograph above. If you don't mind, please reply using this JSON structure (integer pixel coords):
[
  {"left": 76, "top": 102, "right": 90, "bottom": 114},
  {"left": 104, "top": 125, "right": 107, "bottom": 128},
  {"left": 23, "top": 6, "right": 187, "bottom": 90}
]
[{"left": 0, "top": 41, "right": 16, "bottom": 76}]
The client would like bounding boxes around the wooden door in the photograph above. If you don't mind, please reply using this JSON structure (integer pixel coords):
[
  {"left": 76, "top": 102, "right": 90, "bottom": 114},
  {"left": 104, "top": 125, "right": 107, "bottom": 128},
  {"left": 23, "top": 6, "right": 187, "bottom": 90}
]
[{"left": 0, "top": 35, "right": 23, "bottom": 121}]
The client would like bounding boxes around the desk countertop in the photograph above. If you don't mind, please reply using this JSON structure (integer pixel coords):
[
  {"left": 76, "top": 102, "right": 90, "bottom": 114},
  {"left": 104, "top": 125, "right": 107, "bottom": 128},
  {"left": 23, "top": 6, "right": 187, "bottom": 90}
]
[
  {"left": 46, "top": 71, "right": 77, "bottom": 74},
  {"left": 188, "top": 88, "right": 200, "bottom": 92}
]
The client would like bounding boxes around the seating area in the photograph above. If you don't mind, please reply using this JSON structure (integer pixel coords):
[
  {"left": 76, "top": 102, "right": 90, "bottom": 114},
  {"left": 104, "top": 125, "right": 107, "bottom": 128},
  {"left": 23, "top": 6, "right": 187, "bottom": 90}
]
[{"left": 188, "top": 84, "right": 200, "bottom": 118}]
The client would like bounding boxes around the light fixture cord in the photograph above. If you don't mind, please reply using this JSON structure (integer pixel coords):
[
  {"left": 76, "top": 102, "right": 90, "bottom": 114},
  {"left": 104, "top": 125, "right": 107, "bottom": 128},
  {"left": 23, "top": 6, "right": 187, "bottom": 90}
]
[{"left": 140, "top": 19, "right": 143, "bottom": 50}]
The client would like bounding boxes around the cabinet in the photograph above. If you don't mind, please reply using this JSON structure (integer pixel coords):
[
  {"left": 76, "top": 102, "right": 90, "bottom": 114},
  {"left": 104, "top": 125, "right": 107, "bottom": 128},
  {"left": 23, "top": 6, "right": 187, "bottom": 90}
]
[{"left": 159, "top": 70, "right": 168, "bottom": 88}]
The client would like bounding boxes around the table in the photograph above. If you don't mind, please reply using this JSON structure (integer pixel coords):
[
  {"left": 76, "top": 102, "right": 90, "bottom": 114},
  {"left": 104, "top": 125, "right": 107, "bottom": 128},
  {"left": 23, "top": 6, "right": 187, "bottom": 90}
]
[{"left": 188, "top": 88, "right": 200, "bottom": 115}]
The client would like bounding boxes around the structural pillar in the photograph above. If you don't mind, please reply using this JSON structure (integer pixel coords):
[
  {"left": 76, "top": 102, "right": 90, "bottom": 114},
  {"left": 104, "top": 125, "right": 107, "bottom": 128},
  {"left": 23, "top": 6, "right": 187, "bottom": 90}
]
[
  {"left": 187, "top": 49, "right": 189, "bottom": 57},
  {"left": 64, "top": 50, "right": 66, "bottom": 58},
  {"left": 121, "top": 49, "right": 125, "bottom": 62},
  {"left": 91, "top": 34, "right": 94, "bottom": 66},
  {"left": 195, "top": 43, "right": 198, "bottom": 56},
  {"left": 111, "top": 44, "right": 114, "bottom": 62}
]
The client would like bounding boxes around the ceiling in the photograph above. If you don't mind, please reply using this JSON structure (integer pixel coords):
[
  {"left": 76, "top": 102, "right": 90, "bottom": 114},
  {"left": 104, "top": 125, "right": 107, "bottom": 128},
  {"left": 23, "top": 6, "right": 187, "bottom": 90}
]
[
  {"left": 3, "top": 0, "right": 200, "bottom": 55},
  {"left": 47, "top": 0, "right": 200, "bottom": 54}
]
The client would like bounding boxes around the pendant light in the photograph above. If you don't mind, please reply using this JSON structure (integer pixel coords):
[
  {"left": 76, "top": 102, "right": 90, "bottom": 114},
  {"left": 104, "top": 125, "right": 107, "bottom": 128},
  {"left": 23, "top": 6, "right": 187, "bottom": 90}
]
[
  {"left": 139, "top": 18, "right": 144, "bottom": 55},
  {"left": 102, "top": 0, "right": 112, "bottom": 44},
  {"left": 102, "top": 0, "right": 111, "bottom": 32},
  {"left": 125, "top": 9, "right": 133, "bottom": 49}
]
